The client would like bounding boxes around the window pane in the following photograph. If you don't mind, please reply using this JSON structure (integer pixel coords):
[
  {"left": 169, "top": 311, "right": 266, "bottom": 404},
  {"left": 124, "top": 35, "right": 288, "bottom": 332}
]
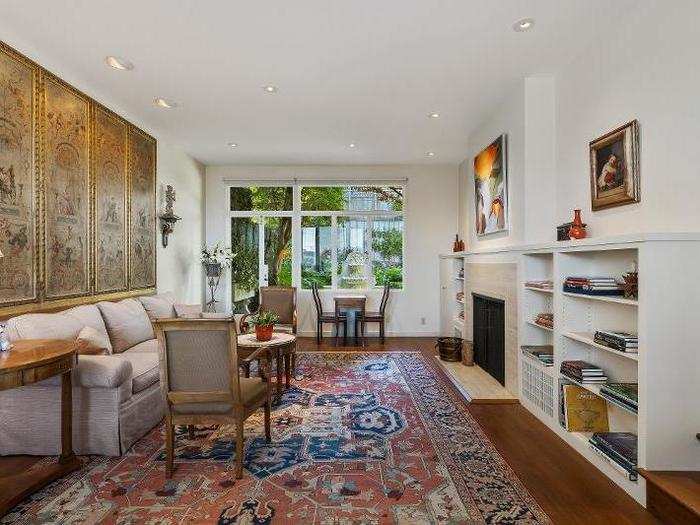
[
  {"left": 372, "top": 217, "right": 403, "bottom": 289},
  {"left": 264, "top": 217, "right": 292, "bottom": 286},
  {"left": 301, "top": 185, "right": 403, "bottom": 212},
  {"left": 231, "top": 217, "right": 259, "bottom": 313},
  {"left": 338, "top": 217, "right": 370, "bottom": 289},
  {"left": 301, "top": 216, "right": 331, "bottom": 289},
  {"left": 230, "top": 186, "right": 293, "bottom": 211}
]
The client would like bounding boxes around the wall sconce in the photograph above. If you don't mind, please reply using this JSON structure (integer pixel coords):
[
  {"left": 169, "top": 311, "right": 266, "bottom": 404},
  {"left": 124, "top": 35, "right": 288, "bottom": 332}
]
[{"left": 159, "top": 185, "right": 181, "bottom": 248}]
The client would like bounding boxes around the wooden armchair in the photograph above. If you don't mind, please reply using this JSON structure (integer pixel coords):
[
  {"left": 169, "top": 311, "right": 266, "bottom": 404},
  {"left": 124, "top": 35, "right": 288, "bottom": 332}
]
[
  {"left": 153, "top": 318, "right": 272, "bottom": 479},
  {"left": 239, "top": 286, "right": 297, "bottom": 335}
]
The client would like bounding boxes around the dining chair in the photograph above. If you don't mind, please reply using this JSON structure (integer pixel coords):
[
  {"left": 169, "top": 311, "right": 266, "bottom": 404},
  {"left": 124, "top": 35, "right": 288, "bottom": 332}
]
[
  {"left": 153, "top": 318, "right": 272, "bottom": 479},
  {"left": 312, "top": 282, "right": 346, "bottom": 344},
  {"left": 357, "top": 283, "right": 391, "bottom": 343}
]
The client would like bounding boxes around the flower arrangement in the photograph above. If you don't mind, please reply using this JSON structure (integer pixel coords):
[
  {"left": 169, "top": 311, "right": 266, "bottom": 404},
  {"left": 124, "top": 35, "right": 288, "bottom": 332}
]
[
  {"left": 249, "top": 310, "right": 280, "bottom": 341},
  {"left": 201, "top": 242, "right": 235, "bottom": 268}
]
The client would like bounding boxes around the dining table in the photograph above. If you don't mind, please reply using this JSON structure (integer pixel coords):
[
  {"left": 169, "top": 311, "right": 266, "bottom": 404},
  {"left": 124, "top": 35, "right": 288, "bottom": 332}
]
[{"left": 333, "top": 294, "right": 366, "bottom": 345}]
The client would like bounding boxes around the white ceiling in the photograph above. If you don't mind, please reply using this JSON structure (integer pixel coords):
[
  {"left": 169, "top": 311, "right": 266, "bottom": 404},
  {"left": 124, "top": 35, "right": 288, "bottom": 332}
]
[{"left": 0, "top": 1, "right": 632, "bottom": 166}]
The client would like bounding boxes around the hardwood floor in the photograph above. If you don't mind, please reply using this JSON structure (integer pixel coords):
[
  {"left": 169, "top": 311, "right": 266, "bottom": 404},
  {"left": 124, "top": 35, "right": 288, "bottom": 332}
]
[{"left": 1, "top": 337, "right": 658, "bottom": 524}]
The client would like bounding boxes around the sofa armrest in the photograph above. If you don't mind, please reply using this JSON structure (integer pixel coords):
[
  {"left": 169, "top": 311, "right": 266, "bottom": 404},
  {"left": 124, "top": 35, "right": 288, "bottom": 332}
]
[{"left": 75, "top": 355, "right": 133, "bottom": 388}]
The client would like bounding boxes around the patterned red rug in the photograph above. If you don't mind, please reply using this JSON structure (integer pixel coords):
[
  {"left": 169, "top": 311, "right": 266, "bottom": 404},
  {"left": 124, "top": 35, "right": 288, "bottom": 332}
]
[{"left": 3, "top": 352, "right": 549, "bottom": 524}]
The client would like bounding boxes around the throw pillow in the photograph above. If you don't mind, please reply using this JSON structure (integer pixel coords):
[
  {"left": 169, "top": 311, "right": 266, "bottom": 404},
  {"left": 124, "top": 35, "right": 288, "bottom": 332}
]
[
  {"left": 76, "top": 325, "right": 111, "bottom": 355},
  {"left": 98, "top": 299, "right": 155, "bottom": 353},
  {"left": 139, "top": 292, "right": 177, "bottom": 320},
  {"left": 174, "top": 304, "right": 203, "bottom": 319}
]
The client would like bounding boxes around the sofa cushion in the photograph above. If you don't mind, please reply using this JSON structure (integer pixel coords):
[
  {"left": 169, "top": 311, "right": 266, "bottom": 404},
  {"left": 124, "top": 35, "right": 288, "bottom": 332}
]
[
  {"left": 139, "top": 292, "right": 177, "bottom": 320},
  {"left": 125, "top": 339, "right": 159, "bottom": 354},
  {"left": 39, "top": 355, "right": 133, "bottom": 393},
  {"left": 118, "top": 352, "right": 159, "bottom": 394},
  {"left": 98, "top": 299, "right": 154, "bottom": 353},
  {"left": 63, "top": 305, "right": 113, "bottom": 352}
]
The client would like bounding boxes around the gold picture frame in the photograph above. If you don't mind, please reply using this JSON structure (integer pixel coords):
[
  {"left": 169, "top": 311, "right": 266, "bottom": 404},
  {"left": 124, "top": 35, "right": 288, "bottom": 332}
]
[{"left": 589, "top": 120, "right": 640, "bottom": 211}]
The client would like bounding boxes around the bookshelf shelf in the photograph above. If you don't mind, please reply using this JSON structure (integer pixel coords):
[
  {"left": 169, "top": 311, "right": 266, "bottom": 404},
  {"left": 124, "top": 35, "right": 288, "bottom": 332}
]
[
  {"left": 560, "top": 374, "right": 638, "bottom": 416},
  {"left": 524, "top": 286, "right": 553, "bottom": 294},
  {"left": 562, "top": 291, "right": 638, "bottom": 307},
  {"left": 562, "top": 332, "right": 639, "bottom": 362},
  {"left": 527, "top": 320, "right": 553, "bottom": 332}
]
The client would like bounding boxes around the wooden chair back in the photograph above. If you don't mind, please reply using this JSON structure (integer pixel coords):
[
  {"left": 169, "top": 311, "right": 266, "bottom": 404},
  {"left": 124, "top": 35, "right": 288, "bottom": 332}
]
[
  {"left": 311, "top": 283, "right": 323, "bottom": 316},
  {"left": 379, "top": 283, "right": 391, "bottom": 315},
  {"left": 153, "top": 319, "right": 242, "bottom": 414},
  {"left": 260, "top": 286, "right": 296, "bottom": 325}
]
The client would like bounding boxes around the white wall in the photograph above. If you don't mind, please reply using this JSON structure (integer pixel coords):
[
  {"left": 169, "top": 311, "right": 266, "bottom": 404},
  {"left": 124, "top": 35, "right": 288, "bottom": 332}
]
[
  {"left": 156, "top": 142, "right": 205, "bottom": 303},
  {"left": 460, "top": 1, "right": 700, "bottom": 245},
  {"left": 205, "top": 165, "right": 459, "bottom": 336}
]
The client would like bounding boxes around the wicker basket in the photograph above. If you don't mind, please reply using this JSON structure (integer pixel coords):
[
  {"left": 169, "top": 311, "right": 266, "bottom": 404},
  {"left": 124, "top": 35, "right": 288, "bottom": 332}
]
[{"left": 436, "top": 337, "right": 463, "bottom": 362}]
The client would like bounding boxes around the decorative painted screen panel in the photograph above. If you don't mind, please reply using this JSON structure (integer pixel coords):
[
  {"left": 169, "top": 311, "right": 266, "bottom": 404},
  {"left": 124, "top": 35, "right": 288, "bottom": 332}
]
[
  {"left": 0, "top": 46, "right": 37, "bottom": 306},
  {"left": 42, "top": 74, "right": 90, "bottom": 300},
  {"left": 94, "top": 107, "right": 127, "bottom": 293},
  {"left": 128, "top": 127, "right": 156, "bottom": 290}
]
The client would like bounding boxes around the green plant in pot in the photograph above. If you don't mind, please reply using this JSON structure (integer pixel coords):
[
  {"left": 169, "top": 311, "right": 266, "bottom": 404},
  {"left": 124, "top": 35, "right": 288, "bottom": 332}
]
[{"left": 249, "top": 310, "right": 280, "bottom": 342}]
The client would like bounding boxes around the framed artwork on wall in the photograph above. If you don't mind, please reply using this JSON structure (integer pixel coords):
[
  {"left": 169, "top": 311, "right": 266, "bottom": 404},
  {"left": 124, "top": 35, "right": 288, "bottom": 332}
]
[
  {"left": 589, "top": 120, "right": 640, "bottom": 211},
  {"left": 128, "top": 127, "right": 156, "bottom": 290},
  {"left": 473, "top": 134, "right": 508, "bottom": 236},
  {"left": 0, "top": 44, "right": 38, "bottom": 306},
  {"left": 94, "top": 106, "right": 128, "bottom": 293},
  {"left": 41, "top": 73, "right": 91, "bottom": 300}
]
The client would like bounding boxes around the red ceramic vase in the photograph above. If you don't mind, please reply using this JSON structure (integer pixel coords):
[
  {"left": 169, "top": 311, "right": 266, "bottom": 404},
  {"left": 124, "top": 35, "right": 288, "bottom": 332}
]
[
  {"left": 569, "top": 209, "right": 587, "bottom": 239},
  {"left": 255, "top": 324, "right": 274, "bottom": 341}
]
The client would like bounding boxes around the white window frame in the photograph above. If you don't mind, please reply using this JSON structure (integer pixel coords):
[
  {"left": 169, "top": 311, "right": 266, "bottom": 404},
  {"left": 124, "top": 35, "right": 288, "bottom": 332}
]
[{"left": 227, "top": 181, "right": 405, "bottom": 294}]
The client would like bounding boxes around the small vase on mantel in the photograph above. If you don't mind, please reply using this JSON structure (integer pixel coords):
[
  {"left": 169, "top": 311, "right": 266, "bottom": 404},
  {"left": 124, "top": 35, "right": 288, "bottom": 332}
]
[{"left": 569, "top": 209, "right": 587, "bottom": 239}]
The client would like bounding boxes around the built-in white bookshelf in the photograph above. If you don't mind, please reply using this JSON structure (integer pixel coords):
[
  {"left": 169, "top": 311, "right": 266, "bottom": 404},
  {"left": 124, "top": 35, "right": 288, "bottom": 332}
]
[
  {"left": 439, "top": 254, "right": 465, "bottom": 337},
  {"left": 440, "top": 233, "right": 700, "bottom": 508}
]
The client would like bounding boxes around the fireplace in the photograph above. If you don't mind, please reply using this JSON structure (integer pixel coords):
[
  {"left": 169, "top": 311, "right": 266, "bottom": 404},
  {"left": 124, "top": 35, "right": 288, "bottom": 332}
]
[{"left": 472, "top": 293, "right": 505, "bottom": 385}]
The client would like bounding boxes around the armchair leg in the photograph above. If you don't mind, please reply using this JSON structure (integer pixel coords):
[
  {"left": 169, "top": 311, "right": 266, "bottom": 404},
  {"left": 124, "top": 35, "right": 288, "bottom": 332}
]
[
  {"left": 264, "top": 400, "right": 272, "bottom": 442},
  {"left": 235, "top": 420, "right": 245, "bottom": 479},
  {"left": 165, "top": 418, "right": 175, "bottom": 478}
]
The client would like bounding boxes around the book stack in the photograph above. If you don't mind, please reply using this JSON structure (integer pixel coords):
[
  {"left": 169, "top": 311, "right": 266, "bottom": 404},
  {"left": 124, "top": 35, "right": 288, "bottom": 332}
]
[
  {"left": 561, "top": 360, "right": 608, "bottom": 383},
  {"left": 534, "top": 312, "right": 553, "bottom": 329},
  {"left": 525, "top": 279, "right": 553, "bottom": 290},
  {"left": 589, "top": 432, "right": 638, "bottom": 479},
  {"left": 594, "top": 331, "right": 638, "bottom": 354},
  {"left": 522, "top": 345, "right": 554, "bottom": 366},
  {"left": 600, "top": 383, "right": 638, "bottom": 413},
  {"left": 563, "top": 276, "right": 623, "bottom": 296}
]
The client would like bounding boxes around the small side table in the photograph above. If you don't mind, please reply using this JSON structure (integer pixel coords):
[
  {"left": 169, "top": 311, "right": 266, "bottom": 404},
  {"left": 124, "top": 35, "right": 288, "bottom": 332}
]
[
  {"left": 0, "top": 339, "right": 81, "bottom": 516},
  {"left": 237, "top": 332, "right": 297, "bottom": 402}
]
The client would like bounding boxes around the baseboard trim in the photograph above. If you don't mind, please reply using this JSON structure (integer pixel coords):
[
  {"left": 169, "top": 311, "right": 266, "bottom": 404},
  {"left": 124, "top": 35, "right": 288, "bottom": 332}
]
[{"left": 297, "top": 330, "right": 439, "bottom": 338}]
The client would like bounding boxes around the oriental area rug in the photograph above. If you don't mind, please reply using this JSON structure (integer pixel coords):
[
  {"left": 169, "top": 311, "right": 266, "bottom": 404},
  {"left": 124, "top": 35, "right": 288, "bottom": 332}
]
[{"left": 3, "top": 352, "right": 549, "bottom": 524}]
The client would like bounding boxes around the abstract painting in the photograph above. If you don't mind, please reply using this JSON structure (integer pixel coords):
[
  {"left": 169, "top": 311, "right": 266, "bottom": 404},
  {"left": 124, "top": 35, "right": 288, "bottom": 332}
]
[
  {"left": 0, "top": 46, "right": 37, "bottom": 305},
  {"left": 128, "top": 127, "right": 156, "bottom": 289},
  {"left": 473, "top": 134, "right": 507, "bottom": 235},
  {"left": 42, "top": 75, "right": 90, "bottom": 299},
  {"left": 589, "top": 120, "right": 640, "bottom": 210},
  {"left": 94, "top": 106, "right": 127, "bottom": 293}
]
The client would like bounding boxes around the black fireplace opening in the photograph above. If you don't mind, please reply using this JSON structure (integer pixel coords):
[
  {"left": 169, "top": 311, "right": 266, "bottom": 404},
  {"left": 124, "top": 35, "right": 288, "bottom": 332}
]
[{"left": 472, "top": 293, "right": 505, "bottom": 385}]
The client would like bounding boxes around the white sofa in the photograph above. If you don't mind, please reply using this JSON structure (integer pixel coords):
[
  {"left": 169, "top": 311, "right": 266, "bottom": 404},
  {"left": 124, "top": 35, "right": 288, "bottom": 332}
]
[{"left": 0, "top": 293, "right": 177, "bottom": 456}]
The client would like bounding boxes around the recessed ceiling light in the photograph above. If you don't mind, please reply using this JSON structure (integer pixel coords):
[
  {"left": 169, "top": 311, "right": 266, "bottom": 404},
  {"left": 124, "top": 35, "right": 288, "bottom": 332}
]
[
  {"left": 428, "top": 112, "right": 440, "bottom": 119},
  {"left": 105, "top": 56, "right": 133, "bottom": 71},
  {"left": 228, "top": 142, "right": 238, "bottom": 148},
  {"left": 426, "top": 151, "right": 436, "bottom": 157},
  {"left": 348, "top": 143, "right": 357, "bottom": 149},
  {"left": 263, "top": 85, "right": 278, "bottom": 94},
  {"left": 153, "top": 97, "right": 178, "bottom": 109},
  {"left": 513, "top": 18, "right": 535, "bottom": 32}
]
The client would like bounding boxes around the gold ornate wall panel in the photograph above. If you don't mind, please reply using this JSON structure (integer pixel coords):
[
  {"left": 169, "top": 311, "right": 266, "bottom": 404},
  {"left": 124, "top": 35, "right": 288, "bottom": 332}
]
[
  {"left": 128, "top": 128, "right": 156, "bottom": 290},
  {"left": 94, "top": 106, "right": 127, "bottom": 293},
  {"left": 41, "top": 73, "right": 91, "bottom": 300},
  {"left": 0, "top": 45, "right": 38, "bottom": 307},
  {"left": 0, "top": 41, "right": 156, "bottom": 318}
]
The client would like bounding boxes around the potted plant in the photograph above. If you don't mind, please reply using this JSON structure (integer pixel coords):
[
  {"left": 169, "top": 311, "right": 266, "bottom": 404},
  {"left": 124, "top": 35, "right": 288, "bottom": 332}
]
[{"left": 249, "top": 310, "right": 280, "bottom": 342}]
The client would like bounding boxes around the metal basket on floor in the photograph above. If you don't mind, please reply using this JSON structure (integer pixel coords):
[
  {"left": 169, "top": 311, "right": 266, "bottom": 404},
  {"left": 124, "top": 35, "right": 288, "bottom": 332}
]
[{"left": 436, "top": 337, "right": 463, "bottom": 362}]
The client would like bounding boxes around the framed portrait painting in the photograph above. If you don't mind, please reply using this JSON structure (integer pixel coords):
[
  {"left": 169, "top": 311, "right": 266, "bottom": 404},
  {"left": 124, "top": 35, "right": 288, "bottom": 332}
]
[
  {"left": 42, "top": 73, "right": 91, "bottom": 300},
  {"left": 0, "top": 44, "right": 38, "bottom": 306},
  {"left": 94, "top": 106, "right": 128, "bottom": 293},
  {"left": 128, "top": 126, "right": 156, "bottom": 290},
  {"left": 589, "top": 120, "right": 640, "bottom": 211},
  {"left": 474, "top": 134, "right": 507, "bottom": 236}
]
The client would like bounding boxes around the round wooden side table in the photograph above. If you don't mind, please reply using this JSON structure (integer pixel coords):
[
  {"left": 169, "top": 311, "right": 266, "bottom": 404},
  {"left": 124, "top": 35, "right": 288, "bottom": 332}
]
[
  {"left": 0, "top": 339, "right": 81, "bottom": 516},
  {"left": 237, "top": 332, "right": 297, "bottom": 402}
]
